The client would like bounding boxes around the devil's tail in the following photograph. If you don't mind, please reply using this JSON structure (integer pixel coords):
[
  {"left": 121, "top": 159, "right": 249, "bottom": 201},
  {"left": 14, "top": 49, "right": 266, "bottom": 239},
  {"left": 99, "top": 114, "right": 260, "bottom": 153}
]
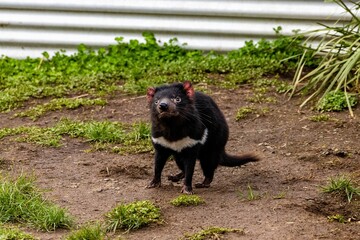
[{"left": 220, "top": 153, "right": 259, "bottom": 167}]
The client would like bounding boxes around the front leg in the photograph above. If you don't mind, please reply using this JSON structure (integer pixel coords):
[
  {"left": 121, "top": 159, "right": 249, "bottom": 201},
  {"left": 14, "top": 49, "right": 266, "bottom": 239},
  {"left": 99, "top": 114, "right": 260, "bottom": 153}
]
[
  {"left": 146, "top": 148, "right": 171, "bottom": 189},
  {"left": 177, "top": 149, "right": 197, "bottom": 194}
]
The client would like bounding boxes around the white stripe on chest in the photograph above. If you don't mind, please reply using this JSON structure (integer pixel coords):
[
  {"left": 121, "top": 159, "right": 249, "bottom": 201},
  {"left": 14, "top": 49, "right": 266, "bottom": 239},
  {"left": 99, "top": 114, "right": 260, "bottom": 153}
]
[{"left": 152, "top": 128, "right": 208, "bottom": 152}]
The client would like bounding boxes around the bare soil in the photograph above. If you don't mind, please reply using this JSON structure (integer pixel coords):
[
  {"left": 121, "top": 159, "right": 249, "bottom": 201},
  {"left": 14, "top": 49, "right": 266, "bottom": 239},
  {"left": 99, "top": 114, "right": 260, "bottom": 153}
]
[{"left": 0, "top": 84, "right": 359, "bottom": 240}]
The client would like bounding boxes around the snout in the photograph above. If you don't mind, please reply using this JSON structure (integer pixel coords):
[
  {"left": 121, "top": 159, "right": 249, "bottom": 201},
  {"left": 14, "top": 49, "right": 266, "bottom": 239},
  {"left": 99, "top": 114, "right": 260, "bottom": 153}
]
[
  {"left": 159, "top": 102, "right": 168, "bottom": 111},
  {"left": 155, "top": 98, "right": 178, "bottom": 118}
]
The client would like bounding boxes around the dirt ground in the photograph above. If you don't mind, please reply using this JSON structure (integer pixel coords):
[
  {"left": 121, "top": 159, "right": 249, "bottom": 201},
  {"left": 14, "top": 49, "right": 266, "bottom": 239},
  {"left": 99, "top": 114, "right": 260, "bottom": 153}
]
[{"left": 0, "top": 83, "right": 359, "bottom": 240}]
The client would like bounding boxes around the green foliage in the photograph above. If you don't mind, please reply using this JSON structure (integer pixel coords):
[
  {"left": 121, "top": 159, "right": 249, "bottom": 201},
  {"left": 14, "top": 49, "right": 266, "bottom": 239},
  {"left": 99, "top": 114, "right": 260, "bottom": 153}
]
[
  {"left": 238, "top": 185, "right": 261, "bottom": 201},
  {"left": 292, "top": 0, "right": 360, "bottom": 116},
  {"left": 0, "top": 119, "right": 151, "bottom": 154},
  {"left": 308, "top": 114, "right": 331, "bottom": 122},
  {"left": 65, "top": 223, "right": 105, "bottom": 240},
  {"left": 16, "top": 97, "right": 107, "bottom": 120},
  {"left": 0, "top": 226, "right": 37, "bottom": 240},
  {"left": 0, "top": 174, "right": 73, "bottom": 231},
  {"left": 322, "top": 175, "right": 360, "bottom": 203},
  {"left": 235, "top": 106, "right": 269, "bottom": 121},
  {"left": 182, "top": 227, "right": 244, "bottom": 240},
  {"left": 235, "top": 107, "right": 255, "bottom": 120},
  {"left": 105, "top": 200, "right": 161, "bottom": 232},
  {"left": 316, "top": 91, "right": 357, "bottom": 112},
  {"left": 170, "top": 195, "right": 205, "bottom": 207},
  {"left": 0, "top": 30, "right": 305, "bottom": 112},
  {"left": 327, "top": 214, "right": 346, "bottom": 223}
]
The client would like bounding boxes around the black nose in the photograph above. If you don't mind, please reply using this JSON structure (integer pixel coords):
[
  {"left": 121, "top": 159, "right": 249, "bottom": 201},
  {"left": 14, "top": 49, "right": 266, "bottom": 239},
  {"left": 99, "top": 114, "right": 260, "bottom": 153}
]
[{"left": 159, "top": 102, "right": 168, "bottom": 111}]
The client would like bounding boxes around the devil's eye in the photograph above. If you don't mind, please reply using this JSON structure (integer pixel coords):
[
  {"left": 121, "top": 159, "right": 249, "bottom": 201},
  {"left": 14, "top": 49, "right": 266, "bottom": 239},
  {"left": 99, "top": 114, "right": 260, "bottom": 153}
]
[
  {"left": 154, "top": 100, "right": 159, "bottom": 104},
  {"left": 174, "top": 97, "right": 181, "bottom": 103}
]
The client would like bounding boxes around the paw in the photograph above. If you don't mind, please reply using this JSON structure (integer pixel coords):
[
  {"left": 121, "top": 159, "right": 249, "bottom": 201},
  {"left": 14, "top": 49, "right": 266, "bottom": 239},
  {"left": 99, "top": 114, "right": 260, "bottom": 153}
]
[
  {"left": 167, "top": 172, "right": 185, "bottom": 182},
  {"left": 146, "top": 179, "right": 161, "bottom": 189},
  {"left": 181, "top": 185, "right": 194, "bottom": 195},
  {"left": 194, "top": 182, "right": 210, "bottom": 188},
  {"left": 195, "top": 178, "right": 212, "bottom": 188}
]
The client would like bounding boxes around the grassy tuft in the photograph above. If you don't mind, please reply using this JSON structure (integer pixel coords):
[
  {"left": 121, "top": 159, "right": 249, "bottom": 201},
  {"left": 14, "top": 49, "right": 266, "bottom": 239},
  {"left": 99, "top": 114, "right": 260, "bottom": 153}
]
[
  {"left": 0, "top": 226, "right": 38, "bottom": 240},
  {"left": 65, "top": 223, "right": 105, "bottom": 240},
  {"left": 105, "top": 200, "right": 161, "bottom": 232},
  {"left": 15, "top": 97, "right": 107, "bottom": 120},
  {"left": 170, "top": 195, "right": 205, "bottom": 207},
  {"left": 235, "top": 107, "right": 255, "bottom": 120},
  {"left": 0, "top": 174, "right": 73, "bottom": 231},
  {"left": 321, "top": 175, "right": 360, "bottom": 203},
  {"left": 308, "top": 114, "right": 332, "bottom": 122},
  {"left": 327, "top": 214, "right": 346, "bottom": 223},
  {"left": 0, "top": 119, "right": 152, "bottom": 154},
  {"left": 182, "top": 226, "right": 244, "bottom": 240}
]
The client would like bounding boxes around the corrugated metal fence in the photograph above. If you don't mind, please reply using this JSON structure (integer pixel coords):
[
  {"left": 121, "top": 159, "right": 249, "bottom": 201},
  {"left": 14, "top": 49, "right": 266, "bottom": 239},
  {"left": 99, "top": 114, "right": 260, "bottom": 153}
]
[{"left": 0, "top": 0, "right": 352, "bottom": 58}]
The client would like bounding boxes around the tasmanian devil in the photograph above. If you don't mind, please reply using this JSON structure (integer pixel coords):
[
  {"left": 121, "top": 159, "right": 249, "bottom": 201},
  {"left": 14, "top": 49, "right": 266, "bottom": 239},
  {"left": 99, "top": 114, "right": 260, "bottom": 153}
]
[{"left": 146, "top": 81, "right": 258, "bottom": 194}]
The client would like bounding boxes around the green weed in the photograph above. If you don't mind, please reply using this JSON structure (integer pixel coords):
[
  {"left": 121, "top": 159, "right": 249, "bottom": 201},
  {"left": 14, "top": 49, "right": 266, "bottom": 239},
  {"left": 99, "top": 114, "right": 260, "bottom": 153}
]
[
  {"left": 273, "top": 191, "right": 287, "bottom": 199},
  {"left": 238, "top": 185, "right": 261, "bottom": 201},
  {"left": 316, "top": 91, "right": 357, "bottom": 112},
  {"left": 327, "top": 214, "right": 346, "bottom": 223},
  {"left": 0, "top": 226, "right": 38, "bottom": 240},
  {"left": 235, "top": 106, "right": 269, "bottom": 121},
  {"left": 309, "top": 114, "right": 332, "bottom": 122},
  {"left": 181, "top": 226, "right": 244, "bottom": 240},
  {"left": 0, "top": 174, "right": 73, "bottom": 231},
  {"left": 65, "top": 223, "right": 105, "bottom": 240},
  {"left": 322, "top": 175, "right": 360, "bottom": 203},
  {"left": 15, "top": 97, "right": 107, "bottom": 120},
  {"left": 170, "top": 195, "right": 205, "bottom": 207},
  {"left": 0, "top": 119, "right": 152, "bottom": 154},
  {"left": 235, "top": 107, "right": 255, "bottom": 120},
  {"left": 105, "top": 200, "right": 161, "bottom": 232},
  {"left": 246, "top": 185, "right": 261, "bottom": 201}
]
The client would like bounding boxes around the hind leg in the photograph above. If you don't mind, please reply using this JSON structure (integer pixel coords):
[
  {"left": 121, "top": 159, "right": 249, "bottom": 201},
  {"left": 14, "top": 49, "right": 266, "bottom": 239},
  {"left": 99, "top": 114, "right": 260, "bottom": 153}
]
[
  {"left": 167, "top": 156, "right": 185, "bottom": 182},
  {"left": 195, "top": 154, "right": 219, "bottom": 188}
]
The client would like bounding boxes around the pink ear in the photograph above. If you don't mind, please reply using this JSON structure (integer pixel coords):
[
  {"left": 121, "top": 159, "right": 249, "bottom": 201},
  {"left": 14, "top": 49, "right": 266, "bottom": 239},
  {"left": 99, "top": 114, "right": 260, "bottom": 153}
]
[
  {"left": 183, "top": 81, "right": 195, "bottom": 99},
  {"left": 147, "top": 87, "right": 156, "bottom": 103}
]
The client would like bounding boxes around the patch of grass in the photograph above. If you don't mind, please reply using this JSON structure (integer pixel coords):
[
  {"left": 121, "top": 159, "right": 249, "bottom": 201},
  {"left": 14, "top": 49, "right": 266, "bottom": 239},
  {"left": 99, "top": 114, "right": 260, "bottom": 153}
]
[
  {"left": 322, "top": 175, "right": 360, "bottom": 203},
  {"left": 316, "top": 91, "right": 357, "bottom": 112},
  {"left": 238, "top": 185, "right": 261, "bottom": 201},
  {"left": 105, "top": 200, "right": 161, "bottom": 232},
  {"left": 181, "top": 226, "right": 244, "bottom": 240},
  {"left": 0, "top": 226, "right": 38, "bottom": 240},
  {"left": 235, "top": 106, "right": 255, "bottom": 120},
  {"left": 170, "top": 195, "right": 205, "bottom": 207},
  {"left": 15, "top": 97, "right": 107, "bottom": 120},
  {"left": 235, "top": 106, "right": 269, "bottom": 121},
  {"left": 0, "top": 174, "right": 73, "bottom": 231},
  {"left": 246, "top": 185, "right": 261, "bottom": 201},
  {"left": 327, "top": 214, "right": 346, "bottom": 223},
  {"left": 0, "top": 119, "right": 152, "bottom": 154},
  {"left": 0, "top": 125, "right": 62, "bottom": 147},
  {"left": 273, "top": 191, "right": 287, "bottom": 199},
  {"left": 309, "top": 114, "right": 332, "bottom": 122},
  {"left": 65, "top": 223, "right": 105, "bottom": 240}
]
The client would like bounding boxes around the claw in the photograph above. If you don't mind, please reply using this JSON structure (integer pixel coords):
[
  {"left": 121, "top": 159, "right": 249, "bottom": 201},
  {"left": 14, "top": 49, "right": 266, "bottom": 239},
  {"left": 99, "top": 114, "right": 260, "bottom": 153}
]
[
  {"left": 146, "top": 179, "right": 161, "bottom": 189},
  {"left": 181, "top": 185, "right": 194, "bottom": 195}
]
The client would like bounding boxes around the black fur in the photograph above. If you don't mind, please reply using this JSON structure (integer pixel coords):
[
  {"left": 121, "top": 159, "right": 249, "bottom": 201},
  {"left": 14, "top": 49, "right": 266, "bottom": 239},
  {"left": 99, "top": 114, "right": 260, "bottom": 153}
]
[{"left": 146, "top": 81, "right": 258, "bottom": 194}]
